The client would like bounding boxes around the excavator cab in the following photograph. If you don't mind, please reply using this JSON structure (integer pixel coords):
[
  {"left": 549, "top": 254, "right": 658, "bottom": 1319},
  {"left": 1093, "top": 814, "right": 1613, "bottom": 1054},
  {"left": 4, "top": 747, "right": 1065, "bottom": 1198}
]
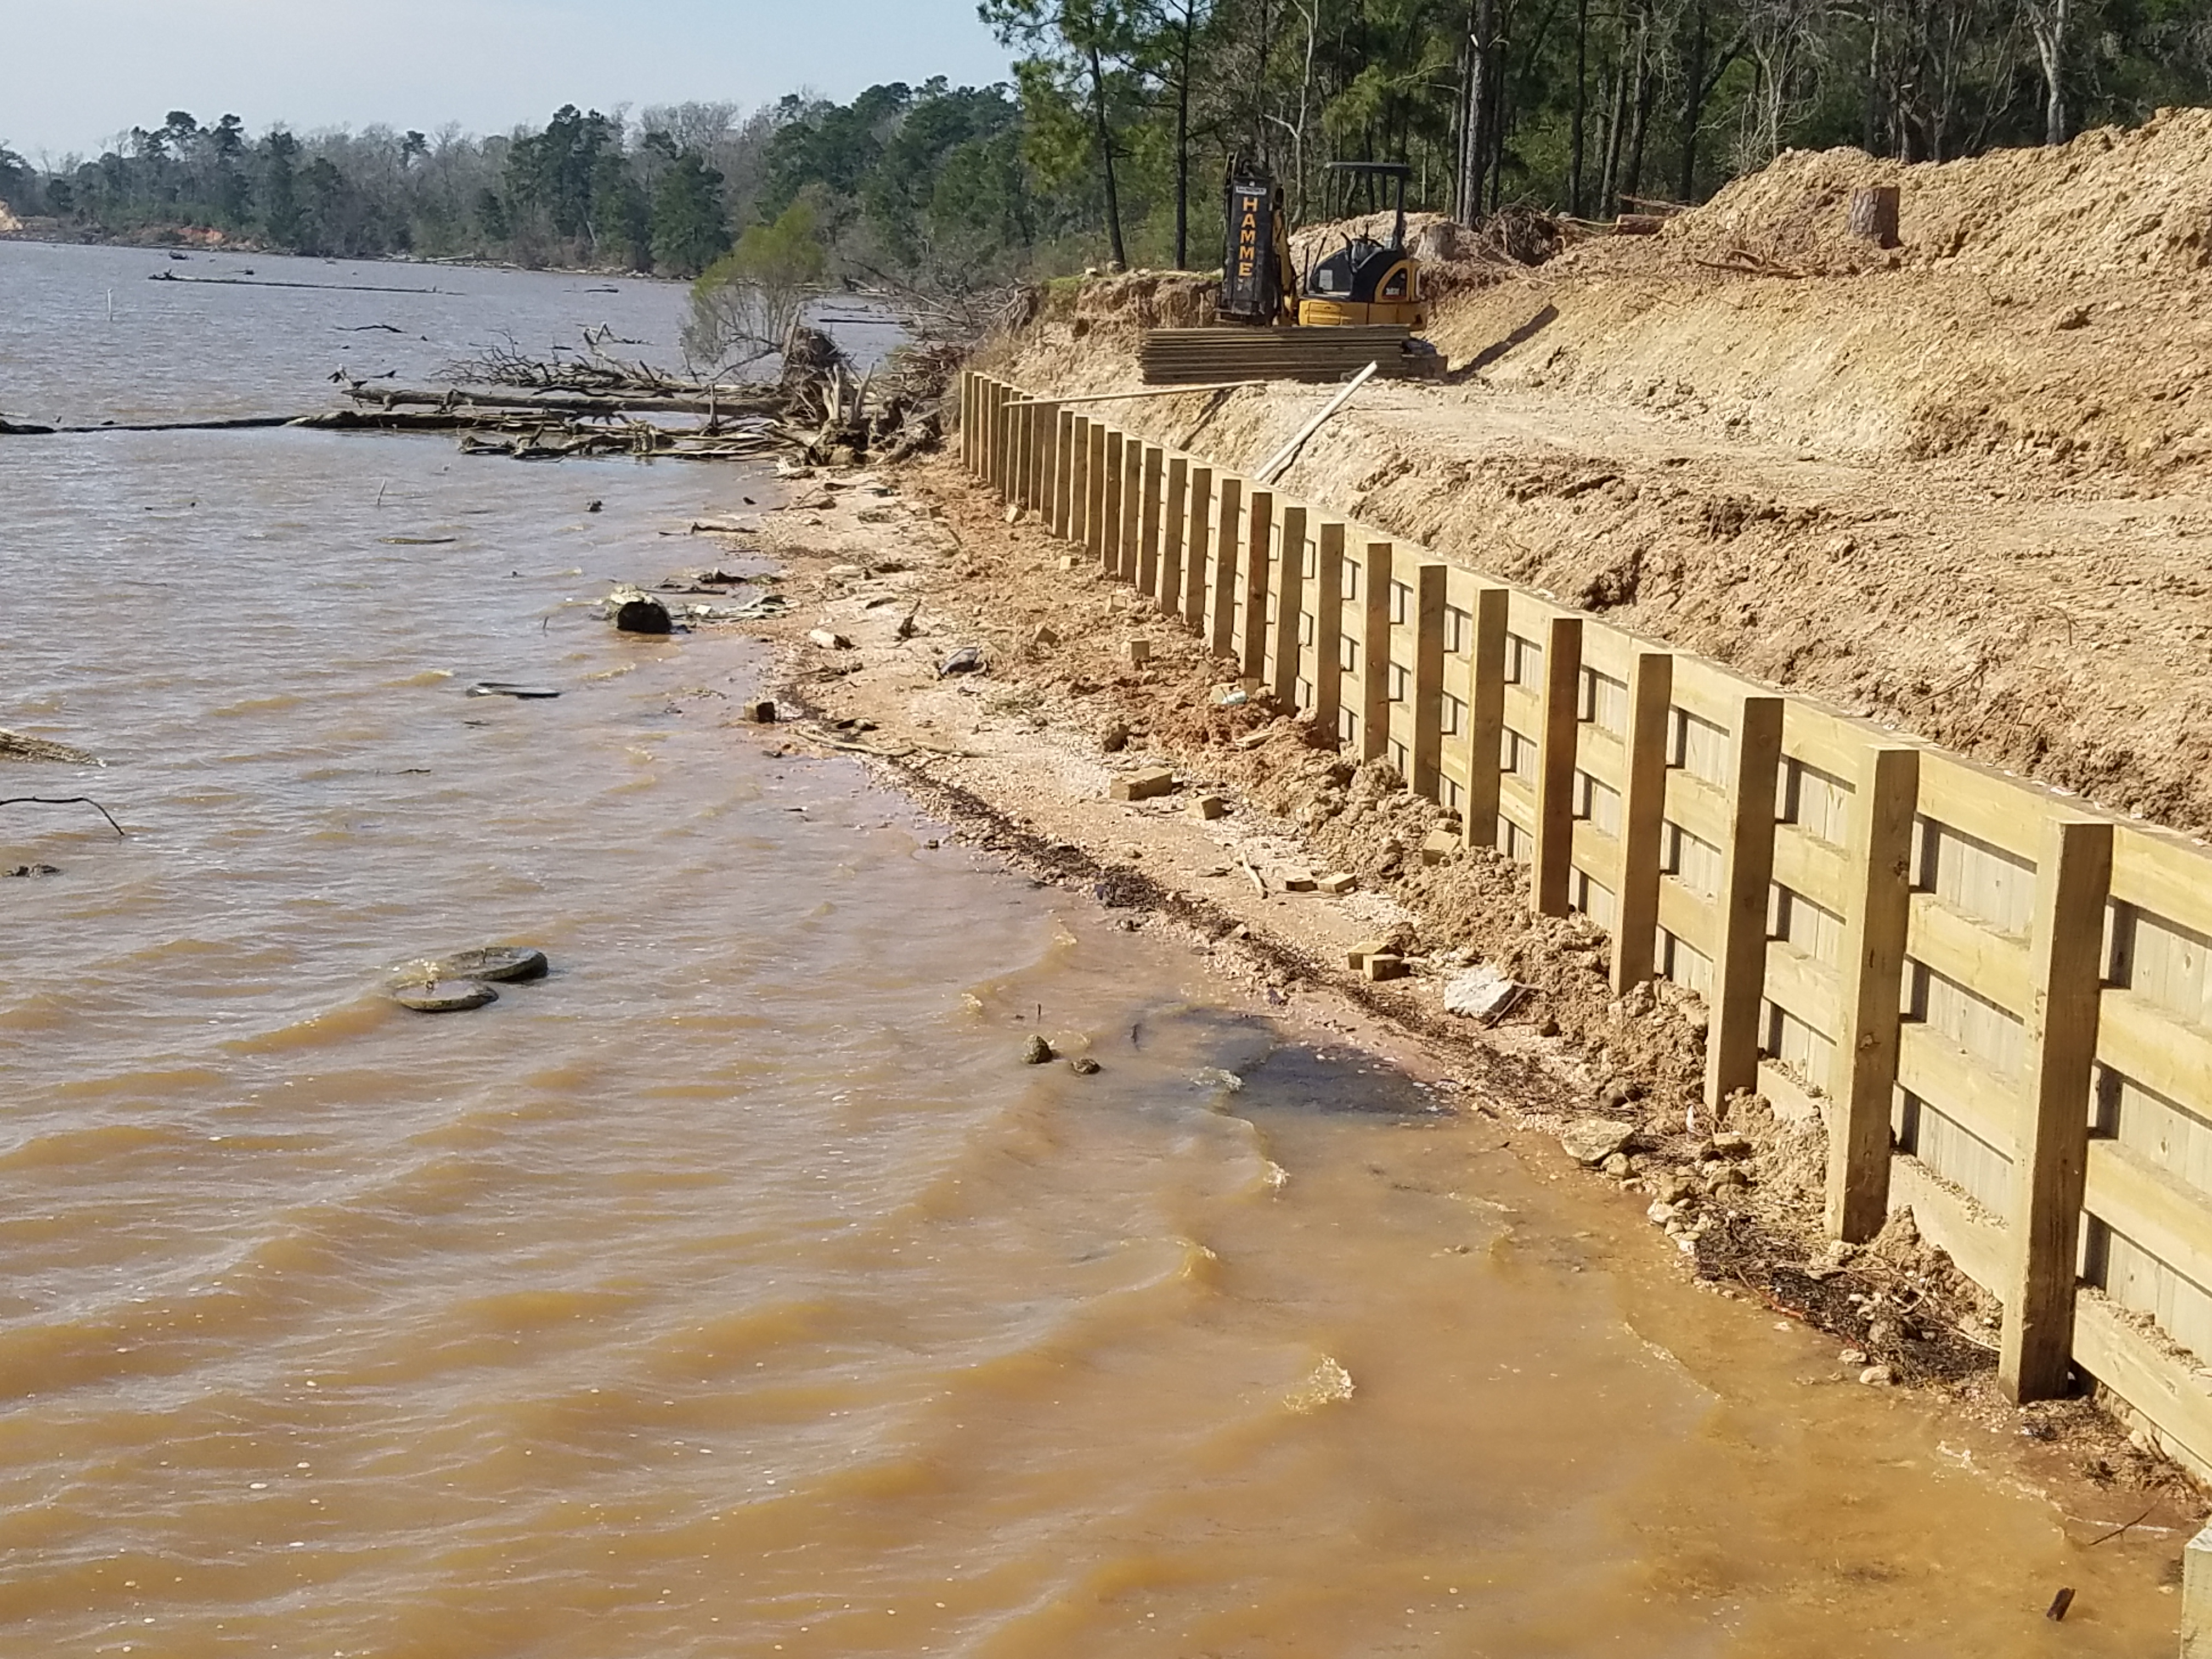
[{"left": 1297, "top": 161, "right": 1427, "bottom": 330}]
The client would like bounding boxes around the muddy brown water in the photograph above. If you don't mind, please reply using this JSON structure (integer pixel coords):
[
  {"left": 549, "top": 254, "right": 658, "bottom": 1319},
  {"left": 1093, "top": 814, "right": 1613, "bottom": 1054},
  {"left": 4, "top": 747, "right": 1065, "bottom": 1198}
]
[{"left": 0, "top": 241, "right": 2186, "bottom": 1655}]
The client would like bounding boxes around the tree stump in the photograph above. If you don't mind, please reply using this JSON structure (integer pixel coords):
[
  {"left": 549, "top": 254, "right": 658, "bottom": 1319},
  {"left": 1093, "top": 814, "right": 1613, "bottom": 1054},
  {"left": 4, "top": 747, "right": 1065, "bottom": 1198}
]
[{"left": 1848, "top": 185, "right": 1901, "bottom": 248}]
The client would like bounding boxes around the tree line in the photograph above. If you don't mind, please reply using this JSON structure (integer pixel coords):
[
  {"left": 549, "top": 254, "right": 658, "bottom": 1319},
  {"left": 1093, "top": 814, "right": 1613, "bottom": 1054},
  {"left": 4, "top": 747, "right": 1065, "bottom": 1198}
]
[
  {"left": 986, "top": 0, "right": 2212, "bottom": 270},
  {"left": 0, "top": 84, "right": 1070, "bottom": 287},
  {"left": 4, "top": 0, "right": 2209, "bottom": 293}
]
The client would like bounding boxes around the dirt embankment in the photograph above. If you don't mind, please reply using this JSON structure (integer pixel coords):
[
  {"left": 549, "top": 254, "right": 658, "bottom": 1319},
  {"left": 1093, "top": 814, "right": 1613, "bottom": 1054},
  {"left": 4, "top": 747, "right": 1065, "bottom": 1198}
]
[
  {"left": 687, "top": 459, "right": 2199, "bottom": 1516},
  {"left": 1007, "top": 111, "right": 2212, "bottom": 839}
]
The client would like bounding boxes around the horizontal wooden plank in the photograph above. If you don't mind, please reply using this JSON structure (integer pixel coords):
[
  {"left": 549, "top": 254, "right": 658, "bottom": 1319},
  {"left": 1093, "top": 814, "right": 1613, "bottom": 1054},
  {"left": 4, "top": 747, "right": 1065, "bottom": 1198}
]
[
  {"left": 1662, "top": 769, "right": 1733, "bottom": 851},
  {"left": 2098, "top": 987, "right": 2212, "bottom": 1124},
  {"left": 1657, "top": 875, "right": 1716, "bottom": 952},
  {"left": 1758, "top": 1058, "right": 1827, "bottom": 1125},
  {"left": 1574, "top": 615, "right": 1647, "bottom": 681},
  {"left": 1897, "top": 1022, "right": 2019, "bottom": 1160},
  {"left": 2072, "top": 1291, "right": 2212, "bottom": 1482},
  {"left": 1497, "top": 782, "right": 1537, "bottom": 837},
  {"left": 2086, "top": 1138, "right": 2212, "bottom": 1300},
  {"left": 1667, "top": 653, "right": 1763, "bottom": 730},
  {"left": 1771, "top": 822, "right": 1853, "bottom": 916},
  {"left": 1907, "top": 890, "right": 2033, "bottom": 1015},
  {"left": 1576, "top": 723, "right": 1628, "bottom": 787},
  {"left": 1764, "top": 938, "right": 1842, "bottom": 1032},
  {"left": 2111, "top": 825, "right": 2212, "bottom": 938},
  {"left": 1915, "top": 751, "right": 2055, "bottom": 864},
  {"left": 1501, "top": 684, "right": 1544, "bottom": 733},
  {"left": 1889, "top": 1153, "right": 2007, "bottom": 1294},
  {"left": 1781, "top": 701, "right": 1894, "bottom": 784},
  {"left": 1571, "top": 818, "right": 1618, "bottom": 884}
]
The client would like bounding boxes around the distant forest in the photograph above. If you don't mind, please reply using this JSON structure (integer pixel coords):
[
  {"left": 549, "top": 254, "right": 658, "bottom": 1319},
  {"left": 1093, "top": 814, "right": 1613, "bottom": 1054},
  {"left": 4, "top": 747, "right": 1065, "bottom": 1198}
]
[{"left": 3, "top": 0, "right": 2208, "bottom": 286}]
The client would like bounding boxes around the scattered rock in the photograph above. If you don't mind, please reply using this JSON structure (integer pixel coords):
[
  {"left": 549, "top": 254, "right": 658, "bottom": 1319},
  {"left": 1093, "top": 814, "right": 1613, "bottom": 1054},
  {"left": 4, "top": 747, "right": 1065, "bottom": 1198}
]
[
  {"left": 392, "top": 979, "right": 499, "bottom": 1013},
  {"left": 2053, "top": 304, "right": 2091, "bottom": 331},
  {"left": 424, "top": 945, "right": 549, "bottom": 983},
  {"left": 1192, "top": 794, "right": 1228, "bottom": 820},
  {"left": 1647, "top": 1200, "right": 1682, "bottom": 1226},
  {"left": 1362, "top": 953, "right": 1407, "bottom": 982},
  {"left": 1069, "top": 1056, "right": 1101, "bottom": 1075},
  {"left": 1601, "top": 1152, "right": 1633, "bottom": 1178},
  {"left": 1282, "top": 873, "right": 1318, "bottom": 893},
  {"left": 1596, "top": 1077, "right": 1640, "bottom": 1111},
  {"left": 741, "top": 698, "right": 777, "bottom": 724},
  {"left": 1859, "top": 1364, "right": 1896, "bottom": 1387},
  {"left": 1559, "top": 1116, "right": 1636, "bottom": 1165},
  {"left": 1420, "top": 828, "right": 1460, "bottom": 865},
  {"left": 1126, "top": 639, "right": 1153, "bottom": 667},
  {"left": 615, "top": 596, "right": 673, "bottom": 635},
  {"left": 806, "top": 628, "right": 854, "bottom": 650},
  {"left": 3, "top": 863, "right": 61, "bottom": 878},
  {"left": 938, "top": 645, "right": 985, "bottom": 677},
  {"left": 1839, "top": 1347, "right": 1870, "bottom": 1365},
  {"left": 1101, "top": 720, "right": 1131, "bottom": 753},
  {"left": 1021, "top": 1034, "right": 1056, "bottom": 1064},
  {"left": 1442, "top": 963, "right": 1521, "bottom": 1020}
]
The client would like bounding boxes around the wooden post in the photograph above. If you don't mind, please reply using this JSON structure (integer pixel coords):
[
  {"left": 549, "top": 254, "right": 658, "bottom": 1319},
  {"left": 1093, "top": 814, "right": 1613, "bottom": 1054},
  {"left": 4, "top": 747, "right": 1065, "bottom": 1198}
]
[
  {"left": 1068, "top": 415, "right": 1091, "bottom": 546},
  {"left": 959, "top": 373, "right": 973, "bottom": 472},
  {"left": 1009, "top": 397, "right": 1030, "bottom": 507},
  {"left": 1098, "top": 431, "right": 1124, "bottom": 569},
  {"left": 1160, "top": 456, "right": 1188, "bottom": 616},
  {"left": 1357, "top": 541, "right": 1393, "bottom": 761},
  {"left": 1267, "top": 505, "right": 1308, "bottom": 707},
  {"left": 1029, "top": 401, "right": 1052, "bottom": 514},
  {"left": 1118, "top": 436, "right": 1143, "bottom": 582},
  {"left": 1460, "top": 588, "right": 1508, "bottom": 847},
  {"left": 1412, "top": 565, "right": 1448, "bottom": 800},
  {"left": 1848, "top": 185, "right": 1900, "bottom": 248},
  {"left": 1704, "top": 694, "right": 1786, "bottom": 1108},
  {"left": 1531, "top": 616, "right": 1585, "bottom": 915},
  {"left": 1611, "top": 650, "right": 1674, "bottom": 991},
  {"left": 2183, "top": 1520, "right": 2212, "bottom": 1659},
  {"left": 1182, "top": 465, "right": 1212, "bottom": 628},
  {"left": 998, "top": 391, "right": 1019, "bottom": 501},
  {"left": 1826, "top": 744, "right": 1919, "bottom": 1242},
  {"left": 1085, "top": 424, "right": 1109, "bottom": 560},
  {"left": 1238, "top": 489, "right": 1274, "bottom": 677},
  {"left": 1137, "top": 444, "right": 1164, "bottom": 597},
  {"left": 1207, "top": 477, "right": 1243, "bottom": 659},
  {"left": 2000, "top": 814, "right": 2114, "bottom": 1402},
  {"left": 1053, "top": 408, "right": 1076, "bottom": 536},
  {"left": 1310, "top": 521, "right": 1346, "bottom": 738},
  {"left": 981, "top": 380, "right": 1001, "bottom": 490}
]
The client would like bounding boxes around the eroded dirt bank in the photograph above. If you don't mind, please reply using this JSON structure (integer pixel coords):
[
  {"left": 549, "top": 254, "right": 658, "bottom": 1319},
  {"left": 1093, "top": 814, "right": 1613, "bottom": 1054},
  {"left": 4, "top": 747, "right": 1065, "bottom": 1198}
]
[
  {"left": 670, "top": 459, "right": 2205, "bottom": 1556},
  {"left": 1000, "top": 111, "right": 2212, "bottom": 839}
]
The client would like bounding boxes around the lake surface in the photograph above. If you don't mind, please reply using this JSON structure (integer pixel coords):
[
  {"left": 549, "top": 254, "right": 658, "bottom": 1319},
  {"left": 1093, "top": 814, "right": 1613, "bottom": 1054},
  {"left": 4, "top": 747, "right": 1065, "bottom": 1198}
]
[{"left": 0, "top": 238, "right": 2182, "bottom": 1656}]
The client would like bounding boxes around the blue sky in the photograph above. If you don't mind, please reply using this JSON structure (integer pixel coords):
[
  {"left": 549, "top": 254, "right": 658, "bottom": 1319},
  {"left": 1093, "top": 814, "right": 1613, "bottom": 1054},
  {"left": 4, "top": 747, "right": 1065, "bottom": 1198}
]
[{"left": 0, "top": 0, "right": 1018, "bottom": 159}]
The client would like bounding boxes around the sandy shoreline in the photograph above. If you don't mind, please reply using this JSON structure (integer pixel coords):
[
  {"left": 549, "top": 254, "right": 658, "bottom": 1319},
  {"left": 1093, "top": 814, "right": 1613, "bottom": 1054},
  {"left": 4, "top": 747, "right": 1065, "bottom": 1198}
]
[{"left": 652, "top": 449, "right": 2209, "bottom": 1527}]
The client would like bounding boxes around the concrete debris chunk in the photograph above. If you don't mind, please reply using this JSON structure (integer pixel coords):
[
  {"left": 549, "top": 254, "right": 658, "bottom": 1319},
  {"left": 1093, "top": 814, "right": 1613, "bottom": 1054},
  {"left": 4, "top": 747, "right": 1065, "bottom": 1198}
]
[
  {"left": 1442, "top": 964, "right": 1522, "bottom": 1022},
  {"left": 806, "top": 628, "right": 854, "bottom": 650},
  {"left": 741, "top": 698, "right": 777, "bottom": 724},
  {"left": 1420, "top": 828, "right": 1460, "bottom": 865},
  {"left": 1192, "top": 794, "right": 1228, "bottom": 820},
  {"left": 1282, "top": 873, "right": 1318, "bottom": 893},
  {"left": 1559, "top": 1116, "right": 1636, "bottom": 1165},
  {"left": 1110, "top": 768, "right": 1177, "bottom": 802},
  {"left": 1362, "top": 953, "right": 1407, "bottom": 982},
  {"left": 1316, "top": 872, "right": 1357, "bottom": 894}
]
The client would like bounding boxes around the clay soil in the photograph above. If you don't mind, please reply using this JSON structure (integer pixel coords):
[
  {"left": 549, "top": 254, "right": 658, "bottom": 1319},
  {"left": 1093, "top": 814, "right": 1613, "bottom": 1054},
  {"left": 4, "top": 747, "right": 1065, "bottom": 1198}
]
[
  {"left": 1008, "top": 109, "right": 2212, "bottom": 839},
  {"left": 660, "top": 454, "right": 2202, "bottom": 1533}
]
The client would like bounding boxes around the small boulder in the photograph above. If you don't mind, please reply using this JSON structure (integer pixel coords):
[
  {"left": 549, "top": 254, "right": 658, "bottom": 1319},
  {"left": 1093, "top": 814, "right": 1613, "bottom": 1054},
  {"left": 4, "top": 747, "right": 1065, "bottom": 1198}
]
[
  {"left": 1069, "top": 1056, "right": 1101, "bottom": 1075},
  {"left": 1559, "top": 1117, "right": 1635, "bottom": 1165},
  {"left": 1858, "top": 1364, "right": 1895, "bottom": 1387},
  {"left": 1021, "top": 1034, "right": 1056, "bottom": 1064},
  {"left": 616, "top": 596, "right": 673, "bottom": 635}
]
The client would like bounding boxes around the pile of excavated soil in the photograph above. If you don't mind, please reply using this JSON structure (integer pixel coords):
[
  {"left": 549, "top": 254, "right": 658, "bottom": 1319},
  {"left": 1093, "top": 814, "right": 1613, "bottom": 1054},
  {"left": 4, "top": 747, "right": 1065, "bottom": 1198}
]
[{"left": 988, "top": 115, "right": 2212, "bottom": 839}]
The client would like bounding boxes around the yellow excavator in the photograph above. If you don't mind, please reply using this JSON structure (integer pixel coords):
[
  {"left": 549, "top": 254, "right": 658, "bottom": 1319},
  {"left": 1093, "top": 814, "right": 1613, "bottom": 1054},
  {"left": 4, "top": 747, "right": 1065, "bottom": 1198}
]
[
  {"left": 1216, "top": 159, "right": 1429, "bottom": 331},
  {"left": 1160, "top": 159, "right": 1435, "bottom": 383}
]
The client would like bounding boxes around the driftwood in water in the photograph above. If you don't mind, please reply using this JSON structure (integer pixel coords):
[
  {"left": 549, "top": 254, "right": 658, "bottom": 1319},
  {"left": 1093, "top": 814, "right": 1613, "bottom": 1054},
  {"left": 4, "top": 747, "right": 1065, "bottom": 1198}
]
[
  {"left": 150, "top": 270, "right": 448, "bottom": 295},
  {"left": 0, "top": 729, "right": 101, "bottom": 765},
  {"left": 339, "top": 382, "right": 780, "bottom": 420}
]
